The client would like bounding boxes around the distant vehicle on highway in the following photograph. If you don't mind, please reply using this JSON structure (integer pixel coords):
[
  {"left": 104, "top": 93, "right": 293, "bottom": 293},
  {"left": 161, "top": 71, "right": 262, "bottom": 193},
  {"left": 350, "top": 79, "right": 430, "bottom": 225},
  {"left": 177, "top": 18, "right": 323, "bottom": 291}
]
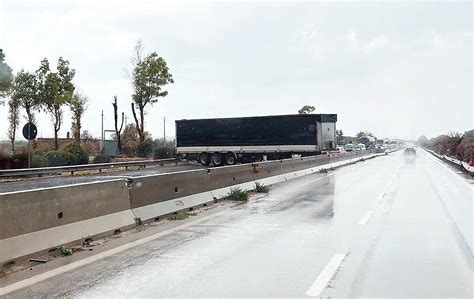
[
  {"left": 176, "top": 114, "right": 338, "bottom": 166},
  {"left": 404, "top": 147, "right": 416, "bottom": 162},
  {"left": 375, "top": 139, "right": 384, "bottom": 149},
  {"left": 336, "top": 146, "right": 346, "bottom": 154},
  {"left": 356, "top": 144, "right": 366, "bottom": 151},
  {"left": 344, "top": 143, "right": 355, "bottom": 152},
  {"left": 358, "top": 136, "right": 376, "bottom": 149}
]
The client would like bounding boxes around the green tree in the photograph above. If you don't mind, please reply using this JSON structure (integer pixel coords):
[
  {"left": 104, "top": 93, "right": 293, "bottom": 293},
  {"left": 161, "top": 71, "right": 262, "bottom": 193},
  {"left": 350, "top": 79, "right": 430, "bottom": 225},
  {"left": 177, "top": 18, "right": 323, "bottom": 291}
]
[
  {"left": 298, "top": 105, "right": 315, "bottom": 114},
  {"left": 130, "top": 41, "right": 174, "bottom": 142},
  {"left": 416, "top": 135, "right": 429, "bottom": 147},
  {"left": 69, "top": 90, "right": 88, "bottom": 142},
  {"left": 7, "top": 98, "right": 20, "bottom": 151},
  {"left": 0, "top": 49, "right": 13, "bottom": 105},
  {"left": 11, "top": 70, "right": 39, "bottom": 123},
  {"left": 336, "top": 129, "right": 344, "bottom": 145},
  {"left": 37, "top": 57, "right": 76, "bottom": 150},
  {"left": 356, "top": 131, "right": 374, "bottom": 139}
]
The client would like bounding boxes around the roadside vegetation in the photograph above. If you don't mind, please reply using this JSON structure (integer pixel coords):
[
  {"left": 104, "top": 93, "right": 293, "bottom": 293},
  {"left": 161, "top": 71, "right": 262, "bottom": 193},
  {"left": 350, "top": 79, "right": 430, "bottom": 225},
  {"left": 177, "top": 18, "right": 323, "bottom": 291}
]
[
  {"left": 0, "top": 42, "right": 176, "bottom": 170},
  {"left": 228, "top": 187, "right": 249, "bottom": 201},
  {"left": 254, "top": 182, "right": 269, "bottom": 193},
  {"left": 166, "top": 211, "right": 193, "bottom": 221},
  {"left": 418, "top": 130, "right": 473, "bottom": 163}
]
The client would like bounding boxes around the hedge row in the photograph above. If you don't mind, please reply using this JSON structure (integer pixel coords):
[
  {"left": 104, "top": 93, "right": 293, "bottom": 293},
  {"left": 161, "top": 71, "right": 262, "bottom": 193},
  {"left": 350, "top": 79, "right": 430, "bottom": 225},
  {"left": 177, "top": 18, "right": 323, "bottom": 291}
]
[{"left": 0, "top": 143, "right": 90, "bottom": 169}]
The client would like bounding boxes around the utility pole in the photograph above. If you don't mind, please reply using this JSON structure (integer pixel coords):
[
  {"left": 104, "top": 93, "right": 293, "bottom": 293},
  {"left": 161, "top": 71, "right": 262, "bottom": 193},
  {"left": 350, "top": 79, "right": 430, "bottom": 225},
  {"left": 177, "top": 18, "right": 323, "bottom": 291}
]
[
  {"left": 101, "top": 110, "right": 104, "bottom": 151},
  {"left": 163, "top": 116, "right": 166, "bottom": 145}
]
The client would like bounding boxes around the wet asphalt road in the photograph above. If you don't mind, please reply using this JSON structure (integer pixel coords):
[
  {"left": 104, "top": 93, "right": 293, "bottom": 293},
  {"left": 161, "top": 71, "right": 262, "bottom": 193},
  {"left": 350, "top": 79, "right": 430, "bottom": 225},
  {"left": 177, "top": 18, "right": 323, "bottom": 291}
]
[
  {"left": 0, "top": 163, "right": 203, "bottom": 193},
  {"left": 6, "top": 150, "right": 473, "bottom": 298}
]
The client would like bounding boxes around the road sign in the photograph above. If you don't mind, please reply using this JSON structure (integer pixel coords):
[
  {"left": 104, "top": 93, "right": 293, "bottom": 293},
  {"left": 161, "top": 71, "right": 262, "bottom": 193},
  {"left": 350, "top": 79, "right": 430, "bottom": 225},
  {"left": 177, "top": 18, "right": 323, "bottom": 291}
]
[{"left": 22, "top": 122, "right": 37, "bottom": 140}]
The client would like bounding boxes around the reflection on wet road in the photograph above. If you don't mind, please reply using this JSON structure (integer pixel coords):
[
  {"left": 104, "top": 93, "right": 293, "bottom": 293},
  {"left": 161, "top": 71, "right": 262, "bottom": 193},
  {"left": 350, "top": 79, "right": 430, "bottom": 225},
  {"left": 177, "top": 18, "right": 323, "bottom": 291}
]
[{"left": 8, "top": 150, "right": 473, "bottom": 297}]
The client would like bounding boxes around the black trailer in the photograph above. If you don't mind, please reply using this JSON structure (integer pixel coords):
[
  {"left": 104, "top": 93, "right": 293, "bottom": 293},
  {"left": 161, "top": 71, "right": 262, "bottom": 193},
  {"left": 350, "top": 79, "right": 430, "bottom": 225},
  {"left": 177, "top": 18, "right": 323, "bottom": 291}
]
[{"left": 176, "top": 114, "right": 337, "bottom": 166}]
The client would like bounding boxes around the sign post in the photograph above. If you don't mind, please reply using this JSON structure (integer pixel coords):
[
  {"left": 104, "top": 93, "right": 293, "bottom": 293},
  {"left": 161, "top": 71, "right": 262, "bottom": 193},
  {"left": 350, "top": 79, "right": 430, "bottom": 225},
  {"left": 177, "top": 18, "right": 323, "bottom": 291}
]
[{"left": 22, "top": 122, "right": 37, "bottom": 168}]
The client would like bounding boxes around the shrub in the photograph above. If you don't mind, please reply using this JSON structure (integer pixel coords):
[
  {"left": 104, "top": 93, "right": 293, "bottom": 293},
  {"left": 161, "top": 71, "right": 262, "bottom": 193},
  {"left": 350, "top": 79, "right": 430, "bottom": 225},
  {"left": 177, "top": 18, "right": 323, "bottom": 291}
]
[
  {"left": 64, "top": 143, "right": 89, "bottom": 165},
  {"left": 228, "top": 187, "right": 249, "bottom": 201},
  {"left": 166, "top": 211, "right": 192, "bottom": 221},
  {"left": 0, "top": 151, "right": 11, "bottom": 169},
  {"left": 153, "top": 146, "right": 175, "bottom": 159},
  {"left": 10, "top": 151, "right": 28, "bottom": 169},
  {"left": 137, "top": 139, "right": 154, "bottom": 158},
  {"left": 45, "top": 151, "right": 73, "bottom": 167},
  {"left": 50, "top": 246, "right": 73, "bottom": 257},
  {"left": 93, "top": 154, "right": 111, "bottom": 164},
  {"left": 31, "top": 154, "right": 48, "bottom": 168},
  {"left": 255, "top": 182, "right": 269, "bottom": 193}
]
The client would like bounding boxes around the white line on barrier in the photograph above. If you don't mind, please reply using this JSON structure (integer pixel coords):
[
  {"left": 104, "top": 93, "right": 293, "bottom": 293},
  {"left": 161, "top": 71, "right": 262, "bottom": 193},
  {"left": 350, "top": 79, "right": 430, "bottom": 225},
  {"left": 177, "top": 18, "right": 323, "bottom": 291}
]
[
  {"left": 427, "top": 151, "right": 473, "bottom": 190},
  {"left": 0, "top": 208, "right": 231, "bottom": 296},
  {"left": 358, "top": 210, "right": 374, "bottom": 225},
  {"left": 306, "top": 253, "right": 347, "bottom": 297}
]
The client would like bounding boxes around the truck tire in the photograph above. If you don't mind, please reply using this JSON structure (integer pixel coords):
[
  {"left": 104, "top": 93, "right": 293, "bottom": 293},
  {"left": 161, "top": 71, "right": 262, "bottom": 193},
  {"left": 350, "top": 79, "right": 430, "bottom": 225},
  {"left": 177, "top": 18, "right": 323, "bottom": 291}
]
[
  {"left": 225, "top": 153, "right": 237, "bottom": 165},
  {"left": 198, "top": 152, "right": 210, "bottom": 166},
  {"left": 212, "top": 153, "right": 224, "bottom": 166}
]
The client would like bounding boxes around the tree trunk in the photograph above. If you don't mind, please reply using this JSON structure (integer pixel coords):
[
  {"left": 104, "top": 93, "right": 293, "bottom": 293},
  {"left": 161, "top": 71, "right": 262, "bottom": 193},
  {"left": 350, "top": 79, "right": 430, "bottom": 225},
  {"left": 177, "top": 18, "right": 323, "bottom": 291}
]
[
  {"left": 139, "top": 104, "right": 145, "bottom": 142},
  {"left": 54, "top": 128, "right": 59, "bottom": 150},
  {"left": 75, "top": 118, "right": 81, "bottom": 142},
  {"left": 53, "top": 107, "right": 62, "bottom": 150},
  {"left": 131, "top": 102, "right": 143, "bottom": 142},
  {"left": 113, "top": 97, "right": 124, "bottom": 154},
  {"left": 117, "top": 112, "right": 124, "bottom": 153}
]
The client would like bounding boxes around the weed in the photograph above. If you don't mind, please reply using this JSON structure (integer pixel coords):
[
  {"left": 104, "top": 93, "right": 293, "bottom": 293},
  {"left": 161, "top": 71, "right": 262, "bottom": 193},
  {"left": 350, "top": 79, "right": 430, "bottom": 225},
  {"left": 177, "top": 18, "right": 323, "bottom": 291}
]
[
  {"left": 167, "top": 211, "right": 191, "bottom": 220},
  {"left": 50, "top": 246, "right": 73, "bottom": 257},
  {"left": 228, "top": 187, "right": 249, "bottom": 201},
  {"left": 254, "top": 182, "right": 269, "bottom": 193}
]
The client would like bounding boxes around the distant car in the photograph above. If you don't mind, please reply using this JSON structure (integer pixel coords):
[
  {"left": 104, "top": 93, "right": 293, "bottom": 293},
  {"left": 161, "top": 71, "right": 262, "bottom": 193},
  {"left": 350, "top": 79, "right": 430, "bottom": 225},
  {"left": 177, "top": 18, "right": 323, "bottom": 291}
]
[
  {"left": 344, "top": 144, "right": 355, "bottom": 152},
  {"left": 356, "top": 144, "right": 366, "bottom": 151},
  {"left": 336, "top": 146, "right": 346, "bottom": 154},
  {"left": 404, "top": 147, "right": 416, "bottom": 162}
]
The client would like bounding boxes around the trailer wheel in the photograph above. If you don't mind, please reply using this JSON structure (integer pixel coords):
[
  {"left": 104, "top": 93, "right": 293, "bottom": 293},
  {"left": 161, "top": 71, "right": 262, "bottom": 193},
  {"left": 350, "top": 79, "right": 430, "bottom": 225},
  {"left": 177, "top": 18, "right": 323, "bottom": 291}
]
[
  {"left": 225, "top": 153, "right": 237, "bottom": 165},
  {"left": 211, "top": 153, "right": 224, "bottom": 166},
  {"left": 198, "top": 152, "right": 210, "bottom": 166}
]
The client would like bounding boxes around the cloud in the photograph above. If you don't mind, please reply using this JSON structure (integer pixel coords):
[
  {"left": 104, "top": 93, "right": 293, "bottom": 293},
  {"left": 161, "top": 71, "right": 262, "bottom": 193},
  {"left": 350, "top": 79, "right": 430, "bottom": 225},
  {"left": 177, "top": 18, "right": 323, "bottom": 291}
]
[
  {"left": 364, "top": 35, "right": 390, "bottom": 54},
  {"left": 345, "top": 30, "right": 358, "bottom": 49}
]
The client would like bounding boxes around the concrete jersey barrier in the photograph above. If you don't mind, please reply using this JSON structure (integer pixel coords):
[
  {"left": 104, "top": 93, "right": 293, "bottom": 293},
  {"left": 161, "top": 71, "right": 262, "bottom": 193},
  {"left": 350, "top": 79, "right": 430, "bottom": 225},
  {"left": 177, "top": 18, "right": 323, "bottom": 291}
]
[
  {"left": 0, "top": 180, "right": 136, "bottom": 263},
  {"left": 0, "top": 150, "right": 385, "bottom": 264}
]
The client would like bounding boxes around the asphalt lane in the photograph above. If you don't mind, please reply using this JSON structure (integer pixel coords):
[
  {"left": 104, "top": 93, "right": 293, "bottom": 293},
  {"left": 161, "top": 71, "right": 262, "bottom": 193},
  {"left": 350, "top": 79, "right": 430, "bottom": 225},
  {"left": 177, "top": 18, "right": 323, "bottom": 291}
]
[{"left": 6, "top": 150, "right": 473, "bottom": 298}]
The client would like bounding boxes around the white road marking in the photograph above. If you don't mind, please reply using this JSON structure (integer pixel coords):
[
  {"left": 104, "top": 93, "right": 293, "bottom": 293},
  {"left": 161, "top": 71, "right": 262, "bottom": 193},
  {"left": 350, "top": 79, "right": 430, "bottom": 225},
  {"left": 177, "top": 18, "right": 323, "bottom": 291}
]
[
  {"left": 306, "top": 253, "right": 347, "bottom": 297},
  {"left": 428, "top": 152, "right": 473, "bottom": 190},
  {"left": 358, "top": 210, "right": 374, "bottom": 225},
  {"left": 377, "top": 192, "right": 385, "bottom": 201},
  {"left": 0, "top": 209, "right": 230, "bottom": 296}
]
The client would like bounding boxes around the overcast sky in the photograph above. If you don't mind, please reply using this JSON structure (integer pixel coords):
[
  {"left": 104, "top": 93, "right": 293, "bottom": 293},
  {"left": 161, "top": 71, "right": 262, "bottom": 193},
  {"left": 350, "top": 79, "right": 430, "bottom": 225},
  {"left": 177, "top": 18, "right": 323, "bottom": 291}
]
[{"left": 0, "top": 0, "right": 472, "bottom": 141}]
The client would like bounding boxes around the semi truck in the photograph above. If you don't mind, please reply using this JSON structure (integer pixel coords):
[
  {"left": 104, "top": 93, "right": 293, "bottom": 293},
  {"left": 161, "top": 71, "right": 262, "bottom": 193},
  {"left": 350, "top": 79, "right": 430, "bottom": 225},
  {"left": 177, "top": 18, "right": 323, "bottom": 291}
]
[{"left": 175, "top": 114, "right": 337, "bottom": 166}]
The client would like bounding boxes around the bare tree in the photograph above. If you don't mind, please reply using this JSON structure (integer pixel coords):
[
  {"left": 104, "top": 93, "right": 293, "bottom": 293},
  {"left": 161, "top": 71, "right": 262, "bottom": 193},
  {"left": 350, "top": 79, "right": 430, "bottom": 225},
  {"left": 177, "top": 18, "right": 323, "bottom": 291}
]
[{"left": 112, "top": 96, "right": 125, "bottom": 153}]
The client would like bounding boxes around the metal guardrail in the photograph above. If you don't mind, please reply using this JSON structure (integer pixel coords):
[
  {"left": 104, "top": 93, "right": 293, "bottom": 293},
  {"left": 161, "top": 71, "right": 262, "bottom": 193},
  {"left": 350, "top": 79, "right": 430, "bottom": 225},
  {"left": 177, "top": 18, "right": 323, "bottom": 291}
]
[
  {"left": 0, "top": 148, "right": 399, "bottom": 179},
  {"left": 0, "top": 158, "right": 181, "bottom": 178}
]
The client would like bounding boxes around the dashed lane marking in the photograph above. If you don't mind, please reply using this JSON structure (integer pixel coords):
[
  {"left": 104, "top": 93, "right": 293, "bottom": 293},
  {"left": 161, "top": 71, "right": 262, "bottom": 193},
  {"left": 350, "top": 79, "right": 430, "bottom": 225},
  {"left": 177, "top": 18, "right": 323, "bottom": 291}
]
[
  {"left": 306, "top": 253, "right": 347, "bottom": 297},
  {"left": 358, "top": 210, "right": 374, "bottom": 225}
]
